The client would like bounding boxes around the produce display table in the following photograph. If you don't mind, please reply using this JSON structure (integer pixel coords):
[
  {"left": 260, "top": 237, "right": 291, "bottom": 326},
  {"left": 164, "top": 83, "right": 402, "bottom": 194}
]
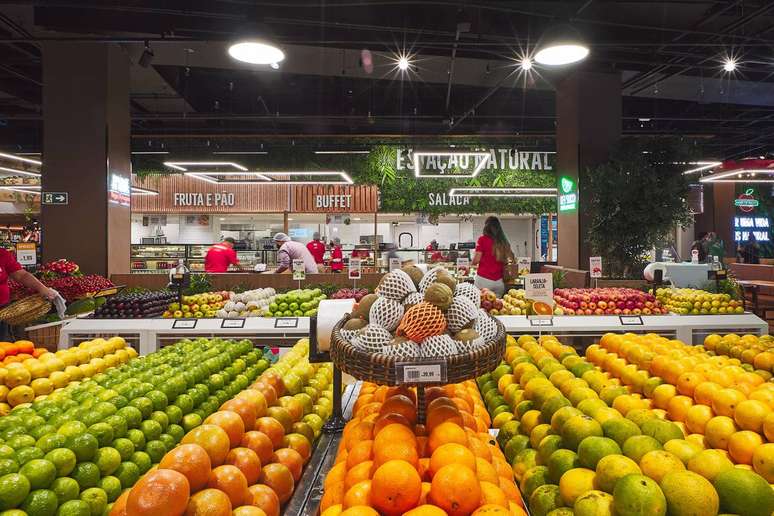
[
  {"left": 58, "top": 316, "right": 311, "bottom": 354},
  {"left": 497, "top": 312, "right": 768, "bottom": 343}
]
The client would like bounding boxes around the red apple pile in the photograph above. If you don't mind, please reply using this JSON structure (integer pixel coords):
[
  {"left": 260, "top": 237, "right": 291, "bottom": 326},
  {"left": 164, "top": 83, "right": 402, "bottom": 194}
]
[
  {"left": 553, "top": 287, "right": 665, "bottom": 316},
  {"left": 479, "top": 288, "right": 504, "bottom": 313},
  {"left": 330, "top": 287, "right": 369, "bottom": 301}
]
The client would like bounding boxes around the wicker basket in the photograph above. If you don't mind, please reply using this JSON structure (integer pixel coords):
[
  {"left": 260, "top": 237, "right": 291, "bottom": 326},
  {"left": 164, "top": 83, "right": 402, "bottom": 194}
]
[
  {"left": 0, "top": 296, "right": 52, "bottom": 326},
  {"left": 330, "top": 313, "right": 505, "bottom": 387}
]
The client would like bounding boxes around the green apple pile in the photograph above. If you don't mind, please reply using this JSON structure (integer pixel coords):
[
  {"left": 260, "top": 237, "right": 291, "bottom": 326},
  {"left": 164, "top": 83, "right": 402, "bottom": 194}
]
[
  {"left": 266, "top": 288, "right": 326, "bottom": 318},
  {"left": 0, "top": 337, "right": 274, "bottom": 515}
]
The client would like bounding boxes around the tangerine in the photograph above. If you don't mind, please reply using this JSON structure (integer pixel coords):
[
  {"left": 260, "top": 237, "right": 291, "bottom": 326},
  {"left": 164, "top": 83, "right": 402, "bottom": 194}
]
[
  {"left": 126, "top": 468, "right": 190, "bottom": 515},
  {"left": 158, "top": 443, "right": 212, "bottom": 491},
  {"left": 260, "top": 463, "right": 295, "bottom": 504},
  {"left": 207, "top": 464, "right": 249, "bottom": 507},
  {"left": 371, "top": 459, "right": 422, "bottom": 515},
  {"left": 274, "top": 448, "right": 304, "bottom": 482},
  {"left": 184, "top": 488, "right": 232, "bottom": 516},
  {"left": 241, "top": 431, "right": 275, "bottom": 465},
  {"left": 248, "top": 484, "right": 280, "bottom": 516},
  {"left": 429, "top": 464, "right": 481, "bottom": 516},
  {"left": 204, "top": 411, "right": 246, "bottom": 449},
  {"left": 225, "top": 447, "right": 262, "bottom": 485},
  {"left": 181, "top": 424, "right": 231, "bottom": 467}
]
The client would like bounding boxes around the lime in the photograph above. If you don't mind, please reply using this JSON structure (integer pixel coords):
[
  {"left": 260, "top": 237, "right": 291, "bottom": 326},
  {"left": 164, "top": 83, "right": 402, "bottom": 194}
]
[
  {"left": 0, "top": 447, "right": 14, "bottom": 462},
  {"left": 20, "top": 459, "right": 57, "bottom": 490},
  {"left": 181, "top": 413, "right": 202, "bottom": 433},
  {"left": 54, "top": 499, "right": 91, "bottom": 516},
  {"left": 21, "top": 488, "right": 58, "bottom": 516},
  {"left": 158, "top": 433, "right": 175, "bottom": 451},
  {"left": 93, "top": 448, "right": 121, "bottom": 478},
  {"left": 70, "top": 463, "right": 99, "bottom": 490},
  {"left": 56, "top": 422, "right": 86, "bottom": 439},
  {"left": 97, "top": 477, "right": 121, "bottom": 503},
  {"left": 50, "top": 478, "right": 79, "bottom": 504},
  {"left": 102, "top": 416, "right": 127, "bottom": 440},
  {"left": 30, "top": 425, "right": 57, "bottom": 441},
  {"left": 149, "top": 412, "right": 169, "bottom": 432},
  {"left": 115, "top": 407, "right": 141, "bottom": 429},
  {"left": 125, "top": 429, "right": 145, "bottom": 450},
  {"left": 110, "top": 439, "right": 134, "bottom": 462},
  {"left": 139, "top": 420, "right": 162, "bottom": 442},
  {"left": 79, "top": 488, "right": 107, "bottom": 516},
  {"left": 146, "top": 391, "right": 168, "bottom": 411},
  {"left": 164, "top": 405, "right": 182, "bottom": 426},
  {"left": 130, "top": 452, "right": 151, "bottom": 475},
  {"left": 7, "top": 435, "right": 35, "bottom": 450},
  {"left": 65, "top": 434, "right": 98, "bottom": 463},
  {"left": 143, "top": 441, "right": 166, "bottom": 464},
  {"left": 129, "top": 398, "right": 153, "bottom": 419},
  {"left": 44, "top": 449, "right": 76, "bottom": 478},
  {"left": 173, "top": 394, "right": 193, "bottom": 414},
  {"left": 0, "top": 461, "right": 17, "bottom": 477},
  {"left": 36, "top": 434, "right": 67, "bottom": 454},
  {"left": 166, "top": 425, "right": 184, "bottom": 444},
  {"left": 0, "top": 473, "right": 31, "bottom": 510},
  {"left": 114, "top": 462, "right": 139, "bottom": 489},
  {"left": 87, "top": 424, "right": 113, "bottom": 448},
  {"left": 16, "top": 447, "right": 45, "bottom": 465},
  {"left": 92, "top": 403, "right": 116, "bottom": 420}
]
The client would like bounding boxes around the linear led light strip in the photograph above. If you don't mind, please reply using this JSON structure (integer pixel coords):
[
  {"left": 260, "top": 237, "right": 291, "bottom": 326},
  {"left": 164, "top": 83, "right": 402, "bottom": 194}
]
[
  {"left": 0, "top": 166, "right": 40, "bottom": 178},
  {"left": 260, "top": 171, "right": 353, "bottom": 184},
  {"left": 682, "top": 161, "right": 722, "bottom": 175},
  {"left": 314, "top": 150, "right": 370, "bottom": 155},
  {"left": 414, "top": 151, "right": 491, "bottom": 178},
  {"left": 0, "top": 185, "right": 40, "bottom": 195},
  {"left": 185, "top": 172, "right": 271, "bottom": 184},
  {"left": 164, "top": 161, "right": 248, "bottom": 172},
  {"left": 699, "top": 169, "right": 774, "bottom": 183},
  {"left": 0, "top": 152, "right": 41, "bottom": 166},
  {"left": 449, "top": 187, "right": 557, "bottom": 198},
  {"left": 131, "top": 186, "right": 159, "bottom": 195}
]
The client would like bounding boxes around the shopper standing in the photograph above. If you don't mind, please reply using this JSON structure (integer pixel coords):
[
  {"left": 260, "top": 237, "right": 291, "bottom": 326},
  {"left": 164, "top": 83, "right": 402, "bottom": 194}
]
[
  {"left": 204, "top": 237, "right": 240, "bottom": 273},
  {"left": 472, "top": 216, "right": 513, "bottom": 298},
  {"left": 330, "top": 237, "right": 344, "bottom": 273},
  {"left": 306, "top": 232, "right": 326, "bottom": 265},
  {"left": 273, "top": 233, "right": 319, "bottom": 274}
]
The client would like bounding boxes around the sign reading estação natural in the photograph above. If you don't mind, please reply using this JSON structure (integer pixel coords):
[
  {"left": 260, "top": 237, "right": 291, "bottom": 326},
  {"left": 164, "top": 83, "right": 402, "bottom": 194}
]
[{"left": 396, "top": 148, "right": 554, "bottom": 173}]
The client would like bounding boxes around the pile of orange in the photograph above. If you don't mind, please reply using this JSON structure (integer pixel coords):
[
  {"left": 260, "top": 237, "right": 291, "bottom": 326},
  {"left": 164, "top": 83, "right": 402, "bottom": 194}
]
[
  {"left": 320, "top": 382, "right": 528, "bottom": 516},
  {"left": 704, "top": 333, "right": 774, "bottom": 373},
  {"left": 110, "top": 341, "right": 332, "bottom": 516}
]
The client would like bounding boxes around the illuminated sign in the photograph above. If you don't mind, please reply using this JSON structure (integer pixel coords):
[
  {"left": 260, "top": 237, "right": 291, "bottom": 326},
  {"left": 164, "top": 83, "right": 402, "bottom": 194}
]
[
  {"left": 396, "top": 148, "right": 554, "bottom": 176},
  {"left": 734, "top": 188, "right": 760, "bottom": 213},
  {"left": 734, "top": 216, "right": 770, "bottom": 242},
  {"left": 558, "top": 176, "right": 578, "bottom": 212},
  {"left": 108, "top": 173, "right": 131, "bottom": 207}
]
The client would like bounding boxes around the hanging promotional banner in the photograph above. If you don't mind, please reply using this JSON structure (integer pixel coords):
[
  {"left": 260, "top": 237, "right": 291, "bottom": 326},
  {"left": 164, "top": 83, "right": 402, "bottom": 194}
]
[
  {"left": 15, "top": 243, "right": 36, "bottom": 266},
  {"left": 349, "top": 258, "right": 362, "bottom": 279},
  {"left": 292, "top": 259, "right": 305, "bottom": 281},
  {"left": 589, "top": 256, "right": 603, "bottom": 278}
]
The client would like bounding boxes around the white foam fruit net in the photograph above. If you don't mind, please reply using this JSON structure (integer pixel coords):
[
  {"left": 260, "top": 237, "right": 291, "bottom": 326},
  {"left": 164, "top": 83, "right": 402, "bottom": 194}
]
[
  {"left": 351, "top": 324, "right": 392, "bottom": 353},
  {"left": 381, "top": 340, "right": 422, "bottom": 358},
  {"left": 421, "top": 334, "right": 459, "bottom": 357},
  {"left": 474, "top": 310, "right": 498, "bottom": 342},
  {"left": 369, "top": 297, "right": 404, "bottom": 331},
  {"left": 340, "top": 328, "right": 359, "bottom": 343},
  {"left": 446, "top": 295, "right": 480, "bottom": 333},
  {"left": 377, "top": 270, "right": 417, "bottom": 301},
  {"left": 402, "top": 292, "right": 424, "bottom": 309},
  {"left": 455, "top": 336, "right": 486, "bottom": 354},
  {"left": 455, "top": 282, "right": 481, "bottom": 307},
  {"left": 418, "top": 266, "right": 448, "bottom": 293}
]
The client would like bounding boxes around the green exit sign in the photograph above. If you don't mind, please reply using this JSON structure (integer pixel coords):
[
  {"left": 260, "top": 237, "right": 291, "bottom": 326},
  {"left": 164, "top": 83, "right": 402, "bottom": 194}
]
[{"left": 558, "top": 176, "right": 578, "bottom": 212}]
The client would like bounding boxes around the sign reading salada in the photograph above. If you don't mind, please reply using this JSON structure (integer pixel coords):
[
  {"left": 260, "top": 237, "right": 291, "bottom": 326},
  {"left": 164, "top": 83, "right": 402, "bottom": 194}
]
[
  {"left": 174, "top": 193, "right": 236, "bottom": 207},
  {"left": 428, "top": 193, "right": 470, "bottom": 206},
  {"left": 396, "top": 148, "right": 554, "bottom": 173}
]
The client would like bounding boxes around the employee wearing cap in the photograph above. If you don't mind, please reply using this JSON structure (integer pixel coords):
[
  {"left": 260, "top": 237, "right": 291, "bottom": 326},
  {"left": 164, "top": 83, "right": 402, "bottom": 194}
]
[
  {"left": 273, "top": 233, "right": 319, "bottom": 274},
  {"left": 306, "top": 232, "right": 326, "bottom": 265},
  {"left": 330, "top": 237, "right": 344, "bottom": 273}
]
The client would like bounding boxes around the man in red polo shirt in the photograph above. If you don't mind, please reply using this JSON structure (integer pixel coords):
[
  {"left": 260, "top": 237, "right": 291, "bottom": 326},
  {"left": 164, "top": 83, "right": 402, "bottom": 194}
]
[
  {"left": 204, "top": 238, "right": 240, "bottom": 273},
  {"left": 306, "top": 232, "right": 326, "bottom": 265}
]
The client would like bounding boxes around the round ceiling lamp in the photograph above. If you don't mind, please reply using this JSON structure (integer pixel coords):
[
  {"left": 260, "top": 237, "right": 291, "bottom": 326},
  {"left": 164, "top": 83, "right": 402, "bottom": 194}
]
[
  {"left": 534, "top": 23, "right": 589, "bottom": 66},
  {"left": 228, "top": 40, "right": 285, "bottom": 65}
]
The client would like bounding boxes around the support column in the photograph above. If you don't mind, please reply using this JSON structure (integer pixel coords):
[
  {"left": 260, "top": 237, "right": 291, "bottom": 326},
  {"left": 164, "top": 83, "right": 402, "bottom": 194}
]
[
  {"left": 711, "top": 183, "right": 735, "bottom": 258},
  {"left": 42, "top": 43, "right": 131, "bottom": 275},
  {"left": 556, "top": 70, "right": 621, "bottom": 269}
]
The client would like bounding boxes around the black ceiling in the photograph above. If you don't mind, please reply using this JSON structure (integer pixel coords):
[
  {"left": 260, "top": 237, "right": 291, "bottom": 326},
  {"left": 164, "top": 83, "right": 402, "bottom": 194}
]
[{"left": 1, "top": 1, "right": 774, "bottom": 158}]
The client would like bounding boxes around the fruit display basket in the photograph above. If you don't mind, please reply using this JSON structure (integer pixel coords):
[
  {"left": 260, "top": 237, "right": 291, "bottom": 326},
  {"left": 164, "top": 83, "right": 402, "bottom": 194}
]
[{"left": 330, "top": 312, "right": 506, "bottom": 387}]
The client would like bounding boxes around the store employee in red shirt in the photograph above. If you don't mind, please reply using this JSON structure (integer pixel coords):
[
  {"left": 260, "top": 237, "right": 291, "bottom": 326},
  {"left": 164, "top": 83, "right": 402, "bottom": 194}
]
[
  {"left": 0, "top": 248, "right": 59, "bottom": 306},
  {"left": 306, "top": 232, "right": 326, "bottom": 265},
  {"left": 204, "top": 238, "right": 240, "bottom": 273}
]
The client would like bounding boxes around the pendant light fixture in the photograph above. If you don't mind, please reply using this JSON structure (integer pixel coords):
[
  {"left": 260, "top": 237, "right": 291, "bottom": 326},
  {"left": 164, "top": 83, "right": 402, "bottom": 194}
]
[
  {"left": 534, "top": 23, "right": 589, "bottom": 66},
  {"left": 227, "top": 22, "right": 285, "bottom": 66}
]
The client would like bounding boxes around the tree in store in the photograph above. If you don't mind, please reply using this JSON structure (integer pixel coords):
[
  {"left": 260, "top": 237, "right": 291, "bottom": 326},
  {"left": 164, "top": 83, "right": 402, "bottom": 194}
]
[{"left": 586, "top": 138, "right": 694, "bottom": 277}]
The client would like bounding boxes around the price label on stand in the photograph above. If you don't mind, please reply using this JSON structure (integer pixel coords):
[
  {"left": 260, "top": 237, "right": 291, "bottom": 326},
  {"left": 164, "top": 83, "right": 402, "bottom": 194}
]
[
  {"left": 172, "top": 319, "right": 197, "bottom": 329},
  {"left": 517, "top": 257, "right": 531, "bottom": 276},
  {"left": 274, "top": 318, "right": 298, "bottom": 328},
  {"left": 15, "top": 243, "right": 36, "bottom": 266},
  {"left": 396, "top": 361, "right": 447, "bottom": 384},
  {"left": 292, "top": 259, "right": 305, "bottom": 281},
  {"left": 589, "top": 256, "right": 602, "bottom": 278},
  {"left": 456, "top": 257, "right": 470, "bottom": 277},
  {"left": 389, "top": 257, "right": 401, "bottom": 272},
  {"left": 619, "top": 315, "right": 643, "bottom": 326},
  {"left": 529, "top": 318, "right": 553, "bottom": 327},
  {"left": 221, "top": 319, "right": 245, "bottom": 329},
  {"left": 349, "top": 258, "right": 362, "bottom": 280}
]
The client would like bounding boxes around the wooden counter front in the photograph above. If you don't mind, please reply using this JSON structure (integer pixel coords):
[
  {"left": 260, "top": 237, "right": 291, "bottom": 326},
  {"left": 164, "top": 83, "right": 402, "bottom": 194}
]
[{"left": 112, "top": 272, "right": 386, "bottom": 291}]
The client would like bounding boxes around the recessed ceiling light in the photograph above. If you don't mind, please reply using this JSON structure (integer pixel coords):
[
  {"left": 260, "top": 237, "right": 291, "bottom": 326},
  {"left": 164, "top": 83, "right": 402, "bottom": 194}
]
[
  {"left": 398, "top": 56, "right": 410, "bottom": 71},
  {"left": 228, "top": 41, "right": 285, "bottom": 65},
  {"left": 520, "top": 58, "right": 533, "bottom": 71},
  {"left": 723, "top": 58, "right": 737, "bottom": 72}
]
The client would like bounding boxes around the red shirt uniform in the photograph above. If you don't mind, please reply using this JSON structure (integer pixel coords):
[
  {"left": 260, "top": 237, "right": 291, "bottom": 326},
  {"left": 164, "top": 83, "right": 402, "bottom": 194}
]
[
  {"left": 475, "top": 235, "right": 504, "bottom": 281},
  {"left": 306, "top": 240, "right": 326, "bottom": 264},
  {"left": 331, "top": 246, "right": 344, "bottom": 271},
  {"left": 204, "top": 244, "right": 238, "bottom": 273},
  {"left": 0, "top": 249, "right": 21, "bottom": 305}
]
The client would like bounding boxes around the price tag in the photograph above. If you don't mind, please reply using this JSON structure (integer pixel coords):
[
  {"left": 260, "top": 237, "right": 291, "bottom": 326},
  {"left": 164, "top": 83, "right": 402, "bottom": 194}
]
[
  {"left": 525, "top": 273, "right": 554, "bottom": 306},
  {"left": 349, "top": 258, "right": 362, "bottom": 279},
  {"left": 15, "top": 243, "right": 36, "bottom": 266},
  {"left": 221, "top": 319, "right": 245, "bottom": 329},
  {"left": 389, "top": 257, "right": 401, "bottom": 272},
  {"left": 529, "top": 318, "right": 553, "bottom": 327},
  {"left": 396, "top": 361, "right": 447, "bottom": 384},
  {"left": 172, "top": 319, "right": 197, "bottom": 329},
  {"left": 619, "top": 315, "right": 643, "bottom": 326},
  {"left": 589, "top": 256, "right": 602, "bottom": 278},
  {"left": 517, "top": 257, "right": 531, "bottom": 276},
  {"left": 292, "top": 259, "right": 305, "bottom": 281},
  {"left": 274, "top": 317, "right": 298, "bottom": 328},
  {"left": 456, "top": 257, "right": 470, "bottom": 277}
]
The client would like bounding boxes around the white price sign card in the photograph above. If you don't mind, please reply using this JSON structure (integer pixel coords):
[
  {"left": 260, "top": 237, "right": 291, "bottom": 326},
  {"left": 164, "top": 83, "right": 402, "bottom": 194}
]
[
  {"left": 396, "top": 361, "right": 447, "bottom": 384},
  {"left": 525, "top": 273, "right": 554, "bottom": 304},
  {"left": 589, "top": 256, "right": 602, "bottom": 278},
  {"left": 15, "top": 243, "right": 36, "bottom": 266},
  {"left": 349, "top": 258, "right": 362, "bottom": 279},
  {"left": 389, "top": 257, "right": 401, "bottom": 272},
  {"left": 292, "top": 259, "right": 305, "bottom": 281},
  {"left": 172, "top": 319, "right": 197, "bottom": 329},
  {"left": 456, "top": 257, "right": 470, "bottom": 277}
]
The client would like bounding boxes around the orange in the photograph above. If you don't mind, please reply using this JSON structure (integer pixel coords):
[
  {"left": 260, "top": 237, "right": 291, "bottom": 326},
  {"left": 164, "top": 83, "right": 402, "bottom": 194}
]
[
  {"left": 373, "top": 413, "right": 412, "bottom": 436},
  {"left": 224, "top": 447, "right": 262, "bottom": 486},
  {"left": 339, "top": 507, "right": 379, "bottom": 516},
  {"left": 677, "top": 372, "right": 705, "bottom": 397},
  {"left": 426, "top": 404, "right": 464, "bottom": 434},
  {"left": 711, "top": 389, "right": 746, "bottom": 418},
  {"left": 204, "top": 411, "right": 246, "bottom": 449},
  {"left": 468, "top": 436, "right": 492, "bottom": 462},
  {"left": 373, "top": 440, "right": 419, "bottom": 469},
  {"left": 324, "top": 463, "right": 347, "bottom": 490},
  {"left": 260, "top": 463, "right": 295, "bottom": 504},
  {"left": 158, "top": 443, "right": 212, "bottom": 491},
  {"left": 403, "top": 505, "right": 448, "bottom": 516},
  {"left": 666, "top": 395, "right": 694, "bottom": 423},
  {"left": 127, "top": 469, "right": 190, "bottom": 516},
  {"left": 428, "top": 421, "right": 468, "bottom": 453},
  {"left": 429, "top": 464, "right": 481, "bottom": 516},
  {"left": 371, "top": 460, "right": 422, "bottom": 515},
  {"left": 694, "top": 382, "right": 722, "bottom": 406},
  {"left": 475, "top": 457, "right": 499, "bottom": 484},
  {"left": 498, "top": 476, "right": 522, "bottom": 503},
  {"left": 685, "top": 404, "right": 714, "bottom": 435},
  {"left": 727, "top": 430, "right": 763, "bottom": 465},
  {"left": 274, "top": 448, "right": 305, "bottom": 482},
  {"left": 733, "top": 399, "right": 769, "bottom": 433},
  {"left": 380, "top": 395, "right": 417, "bottom": 425},
  {"left": 345, "top": 461, "right": 374, "bottom": 490},
  {"left": 764, "top": 412, "right": 774, "bottom": 441},
  {"left": 207, "top": 464, "right": 249, "bottom": 507},
  {"left": 181, "top": 424, "right": 231, "bottom": 467},
  {"left": 184, "top": 488, "right": 232, "bottom": 516},
  {"left": 320, "top": 481, "right": 346, "bottom": 512},
  {"left": 752, "top": 442, "right": 774, "bottom": 482},
  {"left": 749, "top": 388, "right": 774, "bottom": 409},
  {"left": 343, "top": 480, "right": 372, "bottom": 508},
  {"left": 233, "top": 507, "right": 267, "bottom": 516},
  {"left": 255, "top": 417, "right": 286, "bottom": 449},
  {"left": 652, "top": 384, "right": 677, "bottom": 410},
  {"left": 479, "top": 481, "right": 508, "bottom": 508},
  {"left": 241, "top": 431, "right": 275, "bottom": 466},
  {"left": 429, "top": 443, "right": 476, "bottom": 477},
  {"left": 374, "top": 424, "right": 416, "bottom": 450},
  {"left": 220, "top": 398, "right": 258, "bottom": 431},
  {"left": 236, "top": 388, "right": 268, "bottom": 418},
  {"left": 346, "top": 441, "right": 374, "bottom": 469}
]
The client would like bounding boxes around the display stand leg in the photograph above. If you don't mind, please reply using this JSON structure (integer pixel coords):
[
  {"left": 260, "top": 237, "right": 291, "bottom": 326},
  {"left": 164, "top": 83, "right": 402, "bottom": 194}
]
[
  {"left": 322, "top": 365, "right": 347, "bottom": 434},
  {"left": 416, "top": 385, "right": 426, "bottom": 425}
]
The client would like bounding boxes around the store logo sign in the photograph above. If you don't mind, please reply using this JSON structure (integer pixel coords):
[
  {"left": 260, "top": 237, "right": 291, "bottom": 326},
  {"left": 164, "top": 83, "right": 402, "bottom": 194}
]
[
  {"left": 734, "top": 188, "right": 759, "bottom": 213},
  {"left": 108, "top": 173, "right": 131, "bottom": 207},
  {"left": 558, "top": 176, "right": 577, "bottom": 212}
]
